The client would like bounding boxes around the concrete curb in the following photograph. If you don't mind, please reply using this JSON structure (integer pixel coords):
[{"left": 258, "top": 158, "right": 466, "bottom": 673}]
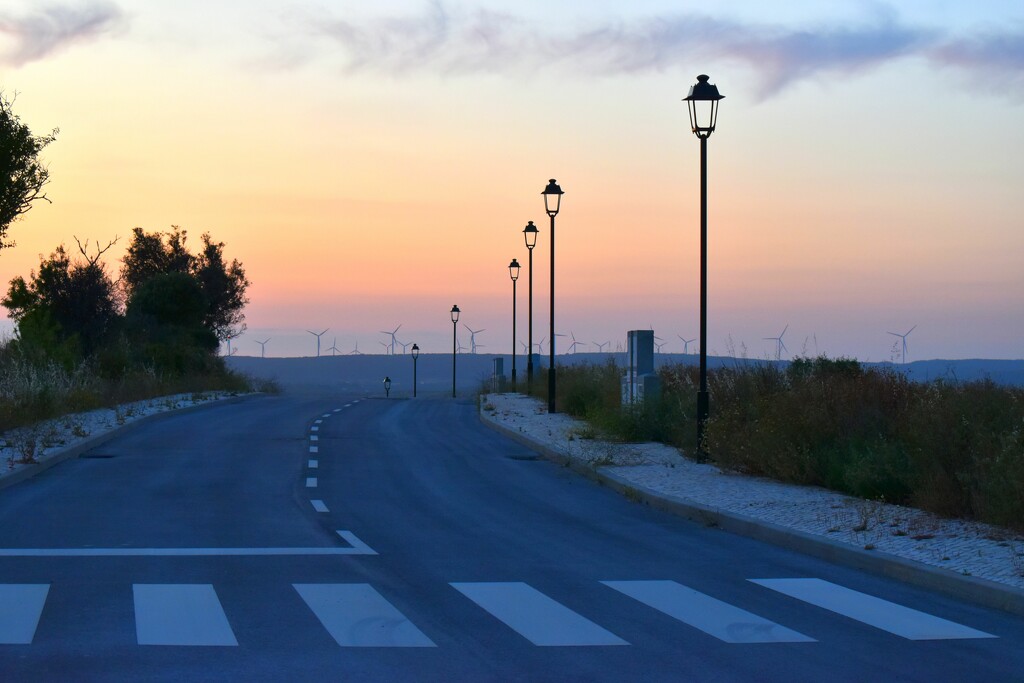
[
  {"left": 480, "top": 410, "right": 1024, "bottom": 618},
  {"left": 0, "top": 394, "right": 259, "bottom": 492}
]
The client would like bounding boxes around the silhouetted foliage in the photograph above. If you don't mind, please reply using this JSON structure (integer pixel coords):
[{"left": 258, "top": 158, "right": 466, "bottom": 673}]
[
  {"left": 121, "top": 227, "right": 249, "bottom": 341},
  {"left": 2, "top": 242, "right": 120, "bottom": 363},
  {"left": 124, "top": 272, "right": 218, "bottom": 374},
  {"left": 0, "top": 93, "right": 58, "bottom": 251}
]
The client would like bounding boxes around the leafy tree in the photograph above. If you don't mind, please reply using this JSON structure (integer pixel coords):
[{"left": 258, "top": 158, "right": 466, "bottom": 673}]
[
  {"left": 120, "top": 227, "right": 249, "bottom": 342},
  {"left": 0, "top": 93, "right": 58, "bottom": 251},
  {"left": 2, "top": 239, "right": 120, "bottom": 361}
]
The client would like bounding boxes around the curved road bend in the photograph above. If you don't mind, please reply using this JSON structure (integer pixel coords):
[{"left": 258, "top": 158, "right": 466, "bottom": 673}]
[{"left": 0, "top": 394, "right": 1021, "bottom": 681}]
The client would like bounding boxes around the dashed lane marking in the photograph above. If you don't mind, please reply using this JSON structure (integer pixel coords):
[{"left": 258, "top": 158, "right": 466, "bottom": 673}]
[
  {"left": 309, "top": 446, "right": 318, "bottom": 454},
  {"left": 308, "top": 459, "right": 318, "bottom": 469},
  {"left": 311, "top": 500, "right": 329, "bottom": 513},
  {"left": 306, "top": 477, "right": 317, "bottom": 488},
  {"left": 310, "top": 435, "right": 318, "bottom": 442}
]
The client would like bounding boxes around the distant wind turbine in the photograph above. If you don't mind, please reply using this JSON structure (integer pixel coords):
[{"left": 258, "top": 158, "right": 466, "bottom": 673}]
[
  {"left": 519, "top": 340, "right": 530, "bottom": 353},
  {"left": 225, "top": 334, "right": 240, "bottom": 357},
  {"left": 678, "top": 335, "right": 695, "bottom": 354},
  {"left": 887, "top": 325, "right": 917, "bottom": 364},
  {"left": 348, "top": 341, "right": 364, "bottom": 355},
  {"left": 764, "top": 324, "right": 789, "bottom": 361},
  {"left": 379, "top": 341, "right": 390, "bottom": 354},
  {"left": 326, "top": 337, "right": 340, "bottom": 356},
  {"left": 534, "top": 336, "right": 546, "bottom": 354},
  {"left": 307, "top": 328, "right": 328, "bottom": 357},
  {"left": 255, "top": 338, "right": 270, "bottom": 358},
  {"left": 397, "top": 340, "right": 412, "bottom": 354},
  {"left": 567, "top": 332, "right": 586, "bottom": 354},
  {"left": 380, "top": 324, "right": 402, "bottom": 355},
  {"left": 464, "top": 325, "right": 486, "bottom": 353},
  {"left": 593, "top": 341, "right": 610, "bottom": 353}
]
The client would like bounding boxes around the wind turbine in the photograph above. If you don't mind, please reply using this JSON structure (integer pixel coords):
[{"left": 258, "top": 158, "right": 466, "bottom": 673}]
[
  {"left": 464, "top": 325, "right": 485, "bottom": 354},
  {"left": 763, "top": 324, "right": 789, "bottom": 361},
  {"left": 397, "top": 340, "right": 412, "bottom": 354},
  {"left": 519, "top": 340, "right": 530, "bottom": 353},
  {"left": 307, "top": 328, "right": 328, "bottom": 357},
  {"left": 379, "top": 340, "right": 390, "bottom": 354},
  {"left": 534, "top": 336, "right": 546, "bottom": 354},
  {"left": 348, "top": 341, "right": 364, "bottom": 355},
  {"left": 567, "top": 332, "right": 586, "bottom": 354},
  {"left": 887, "top": 325, "right": 916, "bottom": 364},
  {"left": 254, "top": 338, "right": 270, "bottom": 358},
  {"left": 379, "top": 324, "right": 402, "bottom": 355},
  {"left": 655, "top": 339, "right": 667, "bottom": 353},
  {"left": 593, "top": 341, "right": 610, "bottom": 353},
  {"left": 326, "top": 337, "right": 341, "bottom": 356},
  {"left": 678, "top": 335, "right": 695, "bottom": 354},
  {"left": 225, "top": 333, "right": 240, "bottom": 357}
]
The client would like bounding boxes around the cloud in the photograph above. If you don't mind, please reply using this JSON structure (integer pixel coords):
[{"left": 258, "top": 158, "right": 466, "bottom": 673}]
[
  {"left": 290, "top": 2, "right": 1024, "bottom": 100},
  {"left": 0, "top": 2, "right": 124, "bottom": 67},
  {"left": 927, "top": 29, "right": 1024, "bottom": 92}
]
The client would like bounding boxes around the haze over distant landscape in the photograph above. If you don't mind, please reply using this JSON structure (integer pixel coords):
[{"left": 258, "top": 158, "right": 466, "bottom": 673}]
[{"left": 2, "top": 1, "right": 1022, "bottom": 361}]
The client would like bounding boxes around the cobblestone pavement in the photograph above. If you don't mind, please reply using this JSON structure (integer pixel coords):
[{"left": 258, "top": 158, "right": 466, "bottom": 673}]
[{"left": 481, "top": 392, "right": 1024, "bottom": 591}]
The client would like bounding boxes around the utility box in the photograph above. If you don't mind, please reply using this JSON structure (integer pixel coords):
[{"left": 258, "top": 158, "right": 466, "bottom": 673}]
[
  {"left": 622, "top": 330, "right": 660, "bottom": 404},
  {"left": 492, "top": 357, "right": 505, "bottom": 392}
]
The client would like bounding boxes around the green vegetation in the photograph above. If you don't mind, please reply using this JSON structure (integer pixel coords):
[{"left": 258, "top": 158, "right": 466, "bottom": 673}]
[
  {"left": 1, "top": 228, "right": 255, "bottom": 433},
  {"left": 530, "top": 358, "right": 1024, "bottom": 530},
  {"left": 1, "top": 92, "right": 57, "bottom": 251}
]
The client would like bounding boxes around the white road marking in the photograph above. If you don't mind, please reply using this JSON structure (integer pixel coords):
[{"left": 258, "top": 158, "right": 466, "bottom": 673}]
[
  {"left": 333, "top": 408, "right": 342, "bottom": 413},
  {"left": 308, "top": 459, "right": 318, "bottom": 468},
  {"left": 603, "top": 580, "right": 814, "bottom": 644},
  {"left": 321, "top": 414, "right": 331, "bottom": 418},
  {"left": 306, "top": 477, "right": 317, "bottom": 488},
  {"left": 0, "top": 531, "right": 376, "bottom": 556},
  {"left": 451, "top": 582, "right": 628, "bottom": 646},
  {"left": 310, "top": 425, "right": 319, "bottom": 432},
  {"left": 309, "top": 446, "right": 318, "bottom": 453},
  {"left": 751, "top": 578, "right": 997, "bottom": 640},
  {"left": 311, "top": 500, "right": 329, "bottom": 513},
  {"left": 315, "top": 419, "right": 323, "bottom": 425},
  {"left": 344, "top": 403, "right": 352, "bottom": 407},
  {"left": 294, "top": 584, "right": 435, "bottom": 647},
  {"left": 134, "top": 584, "right": 237, "bottom": 646},
  {"left": 310, "top": 435, "right": 318, "bottom": 442},
  {"left": 0, "top": 584, "right": 49, "bottom": 644}
]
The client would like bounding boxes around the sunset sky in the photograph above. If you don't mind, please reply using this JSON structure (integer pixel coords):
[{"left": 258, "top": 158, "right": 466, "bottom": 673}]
[{"left": 2, "top": 1, "right": 1022, "bottom": 361}]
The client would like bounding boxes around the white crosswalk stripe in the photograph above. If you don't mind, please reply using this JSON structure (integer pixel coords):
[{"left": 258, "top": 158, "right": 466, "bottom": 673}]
[
  {"left": 603, "top": 580, "right": 815, "bottom": 643},
  {"left": 295, "top": 583, "right": 435, "bottom": 647},
  {"left": 0, "top": 584, "right": 49, "bottom": 644},
  {"left": 750, "top": 578, "right": 997, "bottom": 640},
  {"left": 451, "top": 582, "right": 628, "bottom": 646},
  {"left": 133, "top": 584, "right": 238, "bottom": 646}
]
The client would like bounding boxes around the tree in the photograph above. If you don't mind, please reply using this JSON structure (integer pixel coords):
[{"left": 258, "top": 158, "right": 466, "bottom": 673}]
[
  {"left": 0, "top": 93, "right": 58, "bottom": 251},
  {"left": 120, "top": 226, "right": 249, "bottom": 342},
  {"left": 2, "top": 238, "right": 120, "bottom": 361}
]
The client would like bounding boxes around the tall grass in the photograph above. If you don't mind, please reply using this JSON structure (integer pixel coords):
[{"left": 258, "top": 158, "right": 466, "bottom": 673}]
[
  {"left": 530, "top": 357, "right": 1024, "bottom": 530},
  {"left": 0, "top": 337, "right": 252, "bottom": 433}
]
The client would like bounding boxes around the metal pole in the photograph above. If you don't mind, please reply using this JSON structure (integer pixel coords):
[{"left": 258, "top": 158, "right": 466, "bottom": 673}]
[
  {"left": 511, "top": 278, "right": 517, "bottom": 390},
  {"left": 527, "top": 247, "right": 534, "bottom": 392},
  {"left": 413, "top": 357, "right": 418, "bottom": 398},
  {"left": 452, "top": 320, "right": 457, "bottom": 398},
  {"left": 548, "top": 213, "right": 556, "bottom": 413},
  {"left": 697, "top": 135, "right": 710, "bottom": 456}
]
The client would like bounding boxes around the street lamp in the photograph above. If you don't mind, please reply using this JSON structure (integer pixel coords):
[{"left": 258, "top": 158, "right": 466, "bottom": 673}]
[
  {"left": 411, "top": 343, "right": 419, "bottom": 398},
  {"left": 542, "top": 179, "right": 563, "bottom": 413},
  {"left": 683, "top": 74, "right": 724, "bottom": 457},
  {"left": 523, "top": 220, "right": 539, "bottom": 392},
  {"left": 509, "top": 258, "right": 520, "bottom": 391},
  {"left": 383, "top": 376, "right": 391, "bottom": 398},
  {"left": 450, "top": 305, "right": 460, "bottom": 398}
]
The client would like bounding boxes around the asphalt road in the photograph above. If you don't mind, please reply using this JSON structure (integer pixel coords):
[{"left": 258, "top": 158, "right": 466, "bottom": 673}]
[{"left": 1, "top": 394, "right": 1022, "bottom": 681}]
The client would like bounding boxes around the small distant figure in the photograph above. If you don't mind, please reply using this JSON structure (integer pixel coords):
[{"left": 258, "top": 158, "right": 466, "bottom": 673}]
[{"left": 383, "top": 376, "right": 391, "bottom": 398}]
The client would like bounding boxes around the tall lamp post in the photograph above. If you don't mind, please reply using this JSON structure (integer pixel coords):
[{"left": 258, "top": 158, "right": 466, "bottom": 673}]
[
  {"left": 450, "top": 305, "right": 460, "bottom": 398},
  {"left": 509, "top": 258, "right": 520, "bottom": 391},
  {"left": 523, "top": 220, "right": 539, "bottom": 392},
  {"left": 411, "top": 343, "right": 419, "bottom": 398},
  {"left": 542, "top": 180, "right": 563, "bottom": 413},
  {"left": 683, "top": 74, "right": 724, "bottom": 457}
]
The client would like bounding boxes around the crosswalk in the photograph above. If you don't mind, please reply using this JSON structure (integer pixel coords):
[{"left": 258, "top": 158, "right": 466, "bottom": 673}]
[{"left": 0, "top": 578, "right": 996, "bottom": 648}]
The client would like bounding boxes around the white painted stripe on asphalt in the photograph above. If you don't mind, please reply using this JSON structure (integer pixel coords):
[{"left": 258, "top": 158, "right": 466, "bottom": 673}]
[
  {"left": 306, "top": 477, "right": 317, "bottom": 488},
  {"left": 336, "top": 530, "right": 378, "bottom": 555},
  {"left": 308, "top": 459, "right": 318, "bottom": 469},
  {"left": 310, "top": 425, "right": 319, "bottom": 432},
  {"left": 134, "top": 584, "right": 237, "bottom": 646},
  {"left": 315, "top": 419, "right": 323, "bottom": 424},
  {"left": 603, "top": 580, "right": 814, "bottom": 644},
  {"left": 345, "top": 403, "right": 352, "bottom": 407},
  {"left": 311, "top": 499, "right": 329, "bottom": 513},
  {"left": 451, "top": 582, "right": 628, "bottom": 646},
  {"left": 294, "top": 584, "right": 435, "bottom": 647},
  {"left": 0, "top": 531, "right": 376, "bottom": 556},
  {"left": 0, "top": 584, "right": 49, "bottom": 644},
  {"left": 309, "top": 446, "right": 318, "bottom": 453},
  {"left": 310, "top": 435, "right": 318, "bottom": 442},
  {"left": 322, "top": 414, "right": 331, "bottom": 418},
  {"left": 750, "top": 579, "right": 997, "bottom": 640},
  {"left": 333, "top": 408, "right": 342, "bottom": 413}
]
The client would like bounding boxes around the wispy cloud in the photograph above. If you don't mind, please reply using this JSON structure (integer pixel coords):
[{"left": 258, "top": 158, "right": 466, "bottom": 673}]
[
  {"left": 289, "top": 2, "right": 1024, "bottom": 100},
  {"left": 0, "top": 2, "right": 124, "bottom": 67}
]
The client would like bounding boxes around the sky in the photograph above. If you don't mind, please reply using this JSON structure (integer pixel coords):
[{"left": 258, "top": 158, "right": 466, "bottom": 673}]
[{"left": 1, "top": 0, "right": 1022, "bottom": 361}]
